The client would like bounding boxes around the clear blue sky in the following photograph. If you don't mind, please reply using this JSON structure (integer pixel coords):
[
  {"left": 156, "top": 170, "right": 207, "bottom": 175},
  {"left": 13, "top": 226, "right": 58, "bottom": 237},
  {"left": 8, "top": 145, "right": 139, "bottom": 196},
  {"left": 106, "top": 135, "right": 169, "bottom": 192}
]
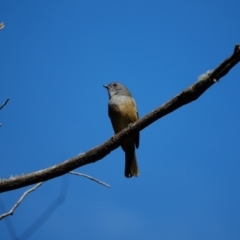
[{"left": 1, "top": 1, "right": 240, "bottom": 239}]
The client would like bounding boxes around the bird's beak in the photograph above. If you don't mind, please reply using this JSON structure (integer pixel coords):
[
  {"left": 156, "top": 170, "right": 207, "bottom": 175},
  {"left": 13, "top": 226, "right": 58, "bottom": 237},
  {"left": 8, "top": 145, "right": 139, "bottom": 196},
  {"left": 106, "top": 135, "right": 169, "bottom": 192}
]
[{"left": 103, "top": 84, "right": 109, "bottom": 89}]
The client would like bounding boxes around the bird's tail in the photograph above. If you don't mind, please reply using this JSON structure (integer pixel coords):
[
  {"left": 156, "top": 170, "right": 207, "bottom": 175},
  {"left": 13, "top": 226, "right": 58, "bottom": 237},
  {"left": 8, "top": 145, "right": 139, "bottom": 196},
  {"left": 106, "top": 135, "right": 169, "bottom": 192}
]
[{"left": 125, "top": 151, "right": 139, "bottom": 178}]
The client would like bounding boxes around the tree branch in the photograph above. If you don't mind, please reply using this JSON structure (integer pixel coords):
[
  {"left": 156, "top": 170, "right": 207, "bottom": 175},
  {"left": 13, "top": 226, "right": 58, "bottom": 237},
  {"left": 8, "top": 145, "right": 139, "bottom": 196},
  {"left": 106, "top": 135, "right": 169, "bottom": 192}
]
[
  {"left": 69, "top": 171, "right": 111, "bottom": 188},
  {"left": 0, "top": 98, "right": 9, "bottom": 110},
  {"left": 0, "top": 98, "right": 9, "bottom": 127},
  {"left": 0, "top": 44, "right": 239, "bottom": 193},
  {"left": 0, "top": 183, "right": 42, "bottom": 220}
]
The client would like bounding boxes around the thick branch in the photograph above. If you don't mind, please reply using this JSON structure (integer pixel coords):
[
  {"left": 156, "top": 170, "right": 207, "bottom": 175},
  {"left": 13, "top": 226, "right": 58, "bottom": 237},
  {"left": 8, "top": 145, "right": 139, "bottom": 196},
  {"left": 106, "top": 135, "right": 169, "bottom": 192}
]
[{"left": 0, "top": 45, "right": 239, "bottom": 193}]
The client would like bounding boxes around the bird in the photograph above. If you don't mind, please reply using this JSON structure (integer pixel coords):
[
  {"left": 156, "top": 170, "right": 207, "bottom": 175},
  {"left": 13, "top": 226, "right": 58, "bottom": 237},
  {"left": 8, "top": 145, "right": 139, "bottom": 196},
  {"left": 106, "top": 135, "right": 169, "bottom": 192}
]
[{"left": 103, "top": 82, "right": 139, "bottom": 178}]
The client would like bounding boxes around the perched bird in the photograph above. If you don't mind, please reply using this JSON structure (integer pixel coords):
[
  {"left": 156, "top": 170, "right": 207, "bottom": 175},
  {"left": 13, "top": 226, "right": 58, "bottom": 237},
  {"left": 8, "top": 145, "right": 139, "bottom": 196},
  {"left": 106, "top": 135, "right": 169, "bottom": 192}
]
[{"left": 103, "top": 82, "right": 139, "bottom": 178}]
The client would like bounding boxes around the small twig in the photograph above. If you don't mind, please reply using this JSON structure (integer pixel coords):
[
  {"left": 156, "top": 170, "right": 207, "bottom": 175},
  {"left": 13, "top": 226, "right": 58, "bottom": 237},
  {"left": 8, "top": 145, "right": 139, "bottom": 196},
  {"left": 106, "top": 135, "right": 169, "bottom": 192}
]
[
  {"left": 0, "top": 99, "right": 9, "bottom": 126},
  {"left": 69, "top": 171, "right": 111, "bottom": 188},
  {"left": 0, "top": 182, "right": 43, "bottom": 221},
  {"left": 17, "top": 178, "right": 67, "bottom": 239},
  {"left": 0, "top": 98, "right": 9, "bottom": 110}
]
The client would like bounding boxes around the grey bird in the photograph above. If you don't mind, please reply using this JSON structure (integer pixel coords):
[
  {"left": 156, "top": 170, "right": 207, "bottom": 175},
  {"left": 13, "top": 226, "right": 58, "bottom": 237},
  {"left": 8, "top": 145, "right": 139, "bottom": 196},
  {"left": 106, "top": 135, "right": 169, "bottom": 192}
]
[{"left": 103, "top": 82, "right": 139, "bottom": 178}]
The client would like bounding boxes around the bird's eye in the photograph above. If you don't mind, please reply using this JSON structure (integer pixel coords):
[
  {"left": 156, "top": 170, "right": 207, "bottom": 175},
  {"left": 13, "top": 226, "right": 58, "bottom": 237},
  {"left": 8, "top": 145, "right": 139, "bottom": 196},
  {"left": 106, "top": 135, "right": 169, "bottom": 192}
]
[{"left": 113, "top": 83, "right": 117, "bottom": 87}]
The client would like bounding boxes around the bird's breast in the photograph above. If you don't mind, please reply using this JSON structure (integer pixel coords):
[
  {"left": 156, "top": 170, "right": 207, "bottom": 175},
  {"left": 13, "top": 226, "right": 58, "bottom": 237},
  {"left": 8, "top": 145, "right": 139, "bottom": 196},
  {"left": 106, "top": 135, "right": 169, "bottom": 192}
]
[{"left": 108, "top": 95, "right": 138, "bottom": 133}]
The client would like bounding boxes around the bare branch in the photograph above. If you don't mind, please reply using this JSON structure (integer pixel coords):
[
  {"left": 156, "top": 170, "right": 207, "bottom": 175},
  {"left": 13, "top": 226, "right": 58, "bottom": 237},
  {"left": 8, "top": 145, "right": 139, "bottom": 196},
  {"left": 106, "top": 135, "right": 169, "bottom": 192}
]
[
  {"left": 0, "top": 98, "right": 9, "bottom": 126},
  {"left": 69, "top": 171, "right": 111, "bottom": 188},
  {"left": 0, "top": 44, "right": 239, "bottom": 193},
  {"left": 0, "top": 183, "right": 42, "bottom": 220},
  {"left": 0, "top": 98, "right": 9, "bottom": 110},
  {"left": 17, "top": 178, "right": 67, "bottom": 239}
]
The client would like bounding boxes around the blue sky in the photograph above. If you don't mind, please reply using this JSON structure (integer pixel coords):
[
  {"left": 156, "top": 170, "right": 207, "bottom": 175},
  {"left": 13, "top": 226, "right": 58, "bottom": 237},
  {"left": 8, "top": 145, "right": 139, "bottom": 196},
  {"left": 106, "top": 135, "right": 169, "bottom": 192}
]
[{"left": 1, "top": 1, "right": 240, "bottom": 239}]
